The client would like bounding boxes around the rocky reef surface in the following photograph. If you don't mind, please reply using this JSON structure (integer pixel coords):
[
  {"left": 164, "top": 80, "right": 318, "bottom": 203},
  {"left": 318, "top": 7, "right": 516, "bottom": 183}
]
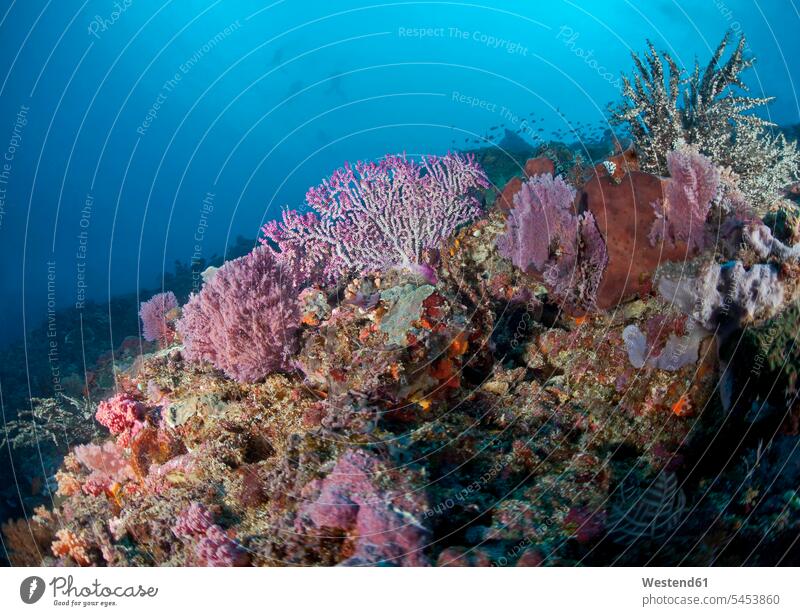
[{"left": 3, "top": 34, "right": 800, "bottom": 567}]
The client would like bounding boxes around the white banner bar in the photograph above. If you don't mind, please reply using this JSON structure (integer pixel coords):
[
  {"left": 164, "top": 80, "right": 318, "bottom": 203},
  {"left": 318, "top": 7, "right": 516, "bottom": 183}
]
[{"left": 1, "top": 567, "right": 797, "bottom": 615}]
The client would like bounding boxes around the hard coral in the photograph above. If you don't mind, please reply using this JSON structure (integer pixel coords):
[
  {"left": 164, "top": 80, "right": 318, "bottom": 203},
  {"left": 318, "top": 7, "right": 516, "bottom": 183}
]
[
  {"left": 177, "top": 245, "right": 301, "bottom": 383},
  {"left": 261, "top": 153, "right": 489, "bottom": 282}
]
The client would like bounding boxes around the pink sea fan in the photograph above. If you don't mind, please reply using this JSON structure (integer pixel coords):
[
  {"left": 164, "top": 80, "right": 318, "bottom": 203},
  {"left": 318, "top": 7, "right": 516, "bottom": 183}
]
[
  {"left": 176, "top": 245, "right": 301, "bottom": 383},
  {"left": 649, "top": 147, "right": 720, "bottom": 252},
  {"left": 73, "top": 441, "right": 135, "bottom": 497},
  {"left": 139, "top": 291, "right": 178, "bottom": 344},
  {"left": 95, "top": 394, "right": 144, "bottom": 446},
  {"left": 261, "top": 152, "right": 489, "bottom": 283},
  {"left": 497, "top": 173, "right": 578, "bottom": 274},
  {"left": 497, "top": 174, "right": 608, "bottom": 313},
  {"left": 73, "top": 441, "right": 133, "bottom": 478}
]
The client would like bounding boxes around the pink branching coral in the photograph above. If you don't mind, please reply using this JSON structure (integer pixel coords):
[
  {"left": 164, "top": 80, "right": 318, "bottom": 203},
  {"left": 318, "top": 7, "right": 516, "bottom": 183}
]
[
  {"left": 139, "top": 291, "right": 178, "bottom": 344},
  {"left": 261, "top": 152, "right": 489, "bottom": 283},
  {"left": 496, "top": 174, "right": 608, "bottom": 313},
  {"left": 172, "top": 502, "right": 248, "bottom": 566},
  {"left": 176, "top": 245, "right": 301, "bottom": 383},
  {"left": 95, "top": 393, "right": 145, "bottom": 448},
  {"left": 649, "top": 147, "right": 720, "bottom": 252},
  {"left": 195, "top": 525, "right": 249, "bottom": 567}
]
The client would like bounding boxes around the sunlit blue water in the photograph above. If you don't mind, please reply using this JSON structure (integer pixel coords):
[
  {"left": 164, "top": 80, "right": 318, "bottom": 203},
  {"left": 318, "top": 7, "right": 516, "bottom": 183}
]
[{"left": 0, "top": 0, "right": 798, "bottom": 347}]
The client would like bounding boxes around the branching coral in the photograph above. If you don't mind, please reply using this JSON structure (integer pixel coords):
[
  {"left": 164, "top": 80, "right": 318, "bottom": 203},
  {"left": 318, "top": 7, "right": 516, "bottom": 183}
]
[
  {"left": 649, "top": 146, "right": 720, "bottom": 252},
  {"left": 139, "top": 291, "right": 178, "bottom": 344},
  {"left": 95, "top": 393, "right": 145, "bottom": 448},
  {"left": 613, "top": 33, "right": 799, "bottom": 209},
  {"left": 261, "top": 153, "right": 489, "bottom": 283},
  {"left": 176, "top": 245, "right": 301, "bottom": 383},
  {"left": 496, "top": 173, "right": 608, "bottom": 313}
]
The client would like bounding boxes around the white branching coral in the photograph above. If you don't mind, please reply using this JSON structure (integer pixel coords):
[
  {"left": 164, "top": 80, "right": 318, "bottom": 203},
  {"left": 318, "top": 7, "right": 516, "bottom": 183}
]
[{"left": 613, "top": 32, "right": 800, "bottom": 211}]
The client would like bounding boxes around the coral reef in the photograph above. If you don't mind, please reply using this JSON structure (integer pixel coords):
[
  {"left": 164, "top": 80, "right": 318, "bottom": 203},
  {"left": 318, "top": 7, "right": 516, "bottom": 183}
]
[{"left": 5, "top": 35, "right": 800, "bottom": 568}]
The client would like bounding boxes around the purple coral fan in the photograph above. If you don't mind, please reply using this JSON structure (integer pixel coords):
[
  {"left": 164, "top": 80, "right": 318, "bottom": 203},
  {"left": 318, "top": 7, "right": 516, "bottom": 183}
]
[
  {"left": 176, "top": 245, "right": 301, "bottom": 383},
  {"left": 496, "top": 174, "right": 608, "bottom": 313},
  {"left": 139, "top": 291, "right": 178, "bottom": 344},
  {"left": 261, "top": 152, "right": 489, "bottom": 283},
  {"left": 649, "top": 147, "right": 720, "bottom": 252}
]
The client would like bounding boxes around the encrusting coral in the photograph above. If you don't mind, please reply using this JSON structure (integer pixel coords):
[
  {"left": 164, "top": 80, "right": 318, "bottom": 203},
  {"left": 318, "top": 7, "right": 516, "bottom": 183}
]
[{"left": 5, "top": 34, "right": 800, "bottom": 568}]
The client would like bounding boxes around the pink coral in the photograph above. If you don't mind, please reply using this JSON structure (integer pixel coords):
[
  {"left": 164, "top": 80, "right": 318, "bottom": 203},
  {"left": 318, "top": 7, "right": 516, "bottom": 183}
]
[
  {"left": 261, "top": 152, "right": 489, "bottom": 283},
  {"left": 172, "top": 502, "right": 214, "bottom": 537},
  {"left": 497, "top": 174, "right": 608, "bottom": 313},
  {"left": 649, "top": 147, "right": 720, "bottom": 252},
  {"left": 298, "top": 449, "right": 430, "bottom": 566},
  {"left": 172, "top": 503, "right": 248, "bottom": 566},
  {"left": 194, "top": 525, "right": 249, "bottom": 567},
  {"left": 73, "top": 441, "right": 134, "bottom": 495},
  {"left": 176, "top": 246, "right": 300, "bottom": 383},
  {"left": 95, "top": 393, "right": 145, "bottom": 447},
  {"left": 139, "top": 291, "right": 178, "bottom": 344}
]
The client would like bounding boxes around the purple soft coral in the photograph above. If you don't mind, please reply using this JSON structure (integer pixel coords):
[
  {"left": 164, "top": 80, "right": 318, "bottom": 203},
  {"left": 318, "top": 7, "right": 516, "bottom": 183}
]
[
  {"left": 173, "top": 503, "right": 248, "bottom": 566},
  {"left": 176, "top": 245, "right": 301, "bottom": 383},
  {"left": 261, "top": 152, "right": 489, "bottom": 283},
  {"left": 649, "top": 147, "right": 720, "bottom": 253},
  {"left": 139, "top": 291, "right": 178, "bottom": 344},
  {"left": 497, "top": 174, "right": 608, "bottom": 313},
  {"left": 298, "top": 449, "right": 430, "bottom": 566}
]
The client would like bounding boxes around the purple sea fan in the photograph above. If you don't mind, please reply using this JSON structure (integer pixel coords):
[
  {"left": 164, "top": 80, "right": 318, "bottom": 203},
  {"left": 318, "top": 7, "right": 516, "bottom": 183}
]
[
  {"left": 496, "top": 173, "right": 579, "bottom": 274},
  {"left": 139, "top": 291, "right": 178, "bottom": 344},
  {"left": 497, "top": 174, "right": 607, "bottom": 313},
  {"left": 176, "top": 245, "right": 300, "bottom": 383},
  {"left": 649, "top": 147, "right": 720, "bottom": 253},
  {"left": 260, "top": 152, "right": 489, "bottom": 283}
]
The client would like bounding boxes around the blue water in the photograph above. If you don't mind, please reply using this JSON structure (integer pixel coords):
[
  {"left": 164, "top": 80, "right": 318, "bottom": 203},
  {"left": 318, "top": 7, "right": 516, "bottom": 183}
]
[{"left": 0, "top": 0, "right": 799, "bottom": 346}]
